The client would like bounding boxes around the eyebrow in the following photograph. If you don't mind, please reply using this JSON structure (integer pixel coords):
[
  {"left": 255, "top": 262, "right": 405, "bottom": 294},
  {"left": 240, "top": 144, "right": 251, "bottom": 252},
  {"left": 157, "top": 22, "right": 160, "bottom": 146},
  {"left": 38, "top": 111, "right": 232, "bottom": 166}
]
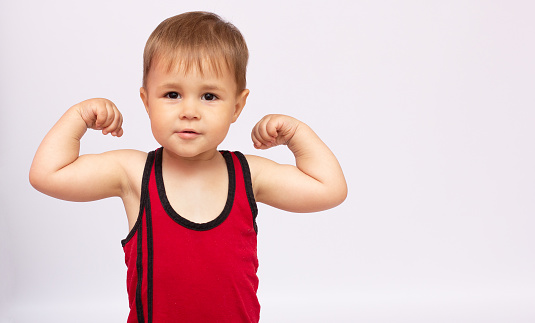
[
  {"left": 157, "top": 82, "right": 181, "bottom": 90},
  {"left": 157, "top": 83, "right": 224, "bottom": 92},
  {"left": 200, "top": 84, "right": 224, "bottom": 92}
]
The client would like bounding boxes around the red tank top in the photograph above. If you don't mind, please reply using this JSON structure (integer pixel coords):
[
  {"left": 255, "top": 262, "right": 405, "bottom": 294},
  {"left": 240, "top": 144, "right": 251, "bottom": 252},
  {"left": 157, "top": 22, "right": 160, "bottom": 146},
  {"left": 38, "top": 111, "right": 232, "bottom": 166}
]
[{"left": 122, "top": 148, "right": 259, "bottom": 322}]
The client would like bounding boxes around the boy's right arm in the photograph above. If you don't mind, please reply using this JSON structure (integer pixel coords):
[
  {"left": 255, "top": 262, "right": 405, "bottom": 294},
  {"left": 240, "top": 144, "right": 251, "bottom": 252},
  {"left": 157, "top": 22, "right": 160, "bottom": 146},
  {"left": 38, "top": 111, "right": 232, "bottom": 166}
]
[{"left": 29, "top": 98, "right": 135, "bottom": 202}]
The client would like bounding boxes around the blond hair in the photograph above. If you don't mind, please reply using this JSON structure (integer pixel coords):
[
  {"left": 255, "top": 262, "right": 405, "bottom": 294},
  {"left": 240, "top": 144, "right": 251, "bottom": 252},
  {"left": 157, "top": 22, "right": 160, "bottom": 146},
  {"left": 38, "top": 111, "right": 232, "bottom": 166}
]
[{"left": 142, "top": 11, "right": 249, "bottom": 92}]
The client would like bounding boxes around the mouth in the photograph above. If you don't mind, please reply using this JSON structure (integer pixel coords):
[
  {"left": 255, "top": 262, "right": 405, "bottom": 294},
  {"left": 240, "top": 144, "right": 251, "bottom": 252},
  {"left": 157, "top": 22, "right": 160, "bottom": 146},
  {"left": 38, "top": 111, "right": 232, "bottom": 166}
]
[{"left": 177, "top": 129, "right": 200, "bottom": 139}]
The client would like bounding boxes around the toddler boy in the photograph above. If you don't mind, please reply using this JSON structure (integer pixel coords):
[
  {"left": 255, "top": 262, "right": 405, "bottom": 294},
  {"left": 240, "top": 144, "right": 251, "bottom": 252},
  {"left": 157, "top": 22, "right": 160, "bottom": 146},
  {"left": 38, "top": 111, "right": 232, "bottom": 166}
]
[{"left": 30, "top": 11, "right": 347, "bottom": 323}]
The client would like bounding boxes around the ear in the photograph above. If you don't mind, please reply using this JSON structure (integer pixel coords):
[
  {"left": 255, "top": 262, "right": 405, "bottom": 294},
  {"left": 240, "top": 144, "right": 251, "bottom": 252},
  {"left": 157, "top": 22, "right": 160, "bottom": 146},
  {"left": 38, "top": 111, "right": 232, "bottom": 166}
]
[
  {"left": 140, "top": 87, "right": 149, "bottom": 114},
  {"left": 232, "top": 89, "right": 249, "bottom": 123}
]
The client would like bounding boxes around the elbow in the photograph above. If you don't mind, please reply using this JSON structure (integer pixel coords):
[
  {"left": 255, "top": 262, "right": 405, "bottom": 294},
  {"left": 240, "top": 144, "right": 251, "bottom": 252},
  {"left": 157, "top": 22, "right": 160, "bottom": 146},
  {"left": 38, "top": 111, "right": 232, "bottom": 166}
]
[
  {"left": 29, "top": 168, "right": 42, "bottom": 192},
  {"left": 314, "top": 183, "right": 348, "bottom": 212},
  {"left": 312, "top": 181, "right": 348, "bottom": 212},
  {"left": 29, "top": 165, "right": 49, "bottom": 194},
  {"left": 331, "top": 183, "right": 348, "bottom": 208},
  {"left": 339, "top": 185, "right": 348, "bottom": 205},
  {"left": 325, "top": 172, "right": 347, "bottom": 209}
]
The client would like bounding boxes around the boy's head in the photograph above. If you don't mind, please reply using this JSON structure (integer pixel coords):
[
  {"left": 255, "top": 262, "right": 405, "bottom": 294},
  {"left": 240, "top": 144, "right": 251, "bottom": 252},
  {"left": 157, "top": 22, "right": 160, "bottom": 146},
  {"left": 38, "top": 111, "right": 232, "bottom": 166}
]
[{"left": 142, "top": 11, "right": 249, "bottom": 93}]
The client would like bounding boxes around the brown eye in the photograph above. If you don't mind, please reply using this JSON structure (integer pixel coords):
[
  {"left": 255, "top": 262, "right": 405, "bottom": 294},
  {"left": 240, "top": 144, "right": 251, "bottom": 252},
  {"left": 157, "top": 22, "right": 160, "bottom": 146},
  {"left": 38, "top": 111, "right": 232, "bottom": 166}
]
[
  {"left": 202, "top": 93, "right": 217, "bottom": 101},
  {"left": 165, "top": 92, "right": 180, "bottom": 99}
]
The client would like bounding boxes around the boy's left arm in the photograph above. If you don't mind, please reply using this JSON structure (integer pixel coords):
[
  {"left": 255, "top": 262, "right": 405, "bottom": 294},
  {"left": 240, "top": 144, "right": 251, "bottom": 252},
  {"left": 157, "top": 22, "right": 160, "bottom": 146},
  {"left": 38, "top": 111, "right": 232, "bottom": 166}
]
[{"left": 248, "top": 114, "right": 347, "bottom": 212}]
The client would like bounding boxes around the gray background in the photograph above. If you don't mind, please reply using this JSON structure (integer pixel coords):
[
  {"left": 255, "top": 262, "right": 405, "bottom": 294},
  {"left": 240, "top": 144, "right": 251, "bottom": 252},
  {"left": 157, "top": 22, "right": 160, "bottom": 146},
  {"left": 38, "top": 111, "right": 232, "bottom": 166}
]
[{"left": 1, "top": 0, "right": 534, "bottom": 322}]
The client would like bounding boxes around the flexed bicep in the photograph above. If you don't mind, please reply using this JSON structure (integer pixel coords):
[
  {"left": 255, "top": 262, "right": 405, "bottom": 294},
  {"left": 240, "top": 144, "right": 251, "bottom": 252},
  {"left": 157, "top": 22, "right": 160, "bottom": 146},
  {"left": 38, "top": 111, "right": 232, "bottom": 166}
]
[
  {"left": 247, "top": 115, "right": 347, "bottom": 213},
  {"left": 246, "top": 155, "right": 345, "bottom": 213},
  {"left": 30, "top": 99, "right": 131, "bottom": 202}
]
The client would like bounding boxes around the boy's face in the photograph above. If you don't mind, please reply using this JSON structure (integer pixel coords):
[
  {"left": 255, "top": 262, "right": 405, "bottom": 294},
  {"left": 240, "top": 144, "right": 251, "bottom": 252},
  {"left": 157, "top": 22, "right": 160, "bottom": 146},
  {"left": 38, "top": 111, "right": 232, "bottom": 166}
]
[{"left": 140, "top": 58, "right": 249, "bottom": 160}]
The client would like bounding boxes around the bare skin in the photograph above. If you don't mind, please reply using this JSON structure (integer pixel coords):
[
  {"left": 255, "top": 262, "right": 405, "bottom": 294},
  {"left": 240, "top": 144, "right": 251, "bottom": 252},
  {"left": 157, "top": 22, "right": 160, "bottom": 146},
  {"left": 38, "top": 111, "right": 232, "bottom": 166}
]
[{"left": 29, "top": 63, "right": 347, "bottom": 231}]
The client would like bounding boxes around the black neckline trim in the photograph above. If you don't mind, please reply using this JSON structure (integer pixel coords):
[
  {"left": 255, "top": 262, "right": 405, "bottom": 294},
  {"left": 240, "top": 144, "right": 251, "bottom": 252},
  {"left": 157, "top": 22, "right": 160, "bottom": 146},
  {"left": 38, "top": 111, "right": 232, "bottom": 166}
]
[{"left": 155, "top": 148, "right": 236, "bottom": 231}]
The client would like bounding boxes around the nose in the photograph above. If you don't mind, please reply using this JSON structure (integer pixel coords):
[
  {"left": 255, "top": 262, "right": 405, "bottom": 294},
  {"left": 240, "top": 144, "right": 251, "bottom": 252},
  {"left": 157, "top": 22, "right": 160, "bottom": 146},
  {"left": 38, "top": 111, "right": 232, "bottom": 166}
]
[{"left": 179, "top": 99, "right": 200, "bottom": 120}]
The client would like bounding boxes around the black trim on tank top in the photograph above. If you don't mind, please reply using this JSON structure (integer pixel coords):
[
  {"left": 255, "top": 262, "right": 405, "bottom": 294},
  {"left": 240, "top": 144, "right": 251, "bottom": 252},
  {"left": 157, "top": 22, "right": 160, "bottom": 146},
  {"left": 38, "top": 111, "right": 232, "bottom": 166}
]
[
  {"left": 154, "top": 148, "right": 236, "bottom": 231},
  {"left": 234, "top": 151, "right": 259, "bottom": 234},
  {"left": 145, "top": 175, "right": 154, "bottom": 323},
  {"left": 121, "top": 151, "right": 156, "bottom": 247},
  {"left": 135, "top": 212, "right": 145, "bottom": 323},
  {"left": 136, "top": 150, "right": 155, "bottom": 323},
  {"left": 127, "top": 150, "right": 156, "bottom": 323}
]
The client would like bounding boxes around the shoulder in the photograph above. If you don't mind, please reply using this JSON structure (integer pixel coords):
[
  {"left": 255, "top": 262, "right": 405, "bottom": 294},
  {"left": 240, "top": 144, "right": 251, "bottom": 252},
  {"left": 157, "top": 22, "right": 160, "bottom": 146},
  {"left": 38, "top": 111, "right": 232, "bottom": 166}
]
[
  {"left": 242, "top": 154, "right": 273, "bottom": 175},
  {"left": 242, "top": 154, "right": 281, "bottom": 197},
  {"left": 102, "top": 149, "right": 149, "bottom": 194}
]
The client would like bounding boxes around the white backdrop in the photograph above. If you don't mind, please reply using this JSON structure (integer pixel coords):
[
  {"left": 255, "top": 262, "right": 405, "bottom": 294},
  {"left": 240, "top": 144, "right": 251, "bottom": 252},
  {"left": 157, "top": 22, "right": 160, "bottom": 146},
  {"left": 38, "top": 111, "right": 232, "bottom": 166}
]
[{"left": 1, "top": 1, "right": 534, "bottom": 322}]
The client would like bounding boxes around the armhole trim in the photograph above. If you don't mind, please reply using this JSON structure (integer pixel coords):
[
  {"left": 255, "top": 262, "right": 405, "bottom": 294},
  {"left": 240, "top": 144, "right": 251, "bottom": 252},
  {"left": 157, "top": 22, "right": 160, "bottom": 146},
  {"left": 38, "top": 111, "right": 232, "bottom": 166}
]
[
  {"left": 121, "top": 150, "right": 156, "bottom": 247},
  {"left": 234, "top": 152, "right": 259, "bottom": 234}
]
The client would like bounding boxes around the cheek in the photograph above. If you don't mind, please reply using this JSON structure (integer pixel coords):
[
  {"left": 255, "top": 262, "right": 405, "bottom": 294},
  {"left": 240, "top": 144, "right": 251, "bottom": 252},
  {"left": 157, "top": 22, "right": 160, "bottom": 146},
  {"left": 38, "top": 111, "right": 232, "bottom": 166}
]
[
  {"left": 149, "top": 113, "right": 168, "bottom": 133},
  {"left": 215, "top": 121, "right": 233, "bottom": 138}
]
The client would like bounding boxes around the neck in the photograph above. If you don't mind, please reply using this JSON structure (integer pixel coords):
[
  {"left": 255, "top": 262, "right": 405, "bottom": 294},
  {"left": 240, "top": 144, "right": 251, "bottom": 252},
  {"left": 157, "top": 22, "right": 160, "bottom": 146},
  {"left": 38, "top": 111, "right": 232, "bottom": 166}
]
[{"left": 162, "top": 148, "right": 223, "bottom": 170}]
